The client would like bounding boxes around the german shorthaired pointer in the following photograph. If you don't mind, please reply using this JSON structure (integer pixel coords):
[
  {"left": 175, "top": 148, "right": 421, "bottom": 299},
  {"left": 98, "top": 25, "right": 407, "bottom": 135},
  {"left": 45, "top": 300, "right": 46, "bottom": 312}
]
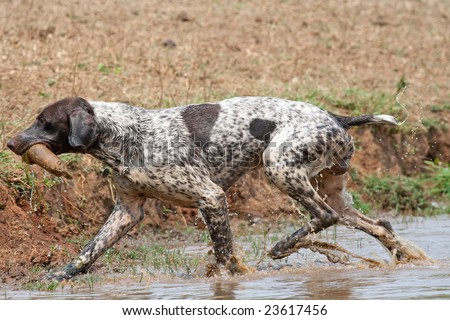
[{"left": 7, "top": 96, "right": 428, "bottom": 280}]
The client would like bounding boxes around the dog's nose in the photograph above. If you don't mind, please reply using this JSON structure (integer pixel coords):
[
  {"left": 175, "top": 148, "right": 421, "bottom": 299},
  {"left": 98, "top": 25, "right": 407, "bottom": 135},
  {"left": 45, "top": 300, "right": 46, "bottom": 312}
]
[{"left": 7, "top": 138, "right": 17, "bottom": 151}]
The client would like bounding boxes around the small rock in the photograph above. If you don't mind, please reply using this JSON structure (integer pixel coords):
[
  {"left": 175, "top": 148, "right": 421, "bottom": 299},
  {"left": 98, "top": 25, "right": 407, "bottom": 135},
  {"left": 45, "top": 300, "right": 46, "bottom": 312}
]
[
  {"left": 38, "top": 26, "right": 56, "bottom": 40},
  {"left": 177, "top": 11, "right": 192, "bottom": 22},
  {"left": 162, "top": 39, "right": 177, "bottom": 48}
]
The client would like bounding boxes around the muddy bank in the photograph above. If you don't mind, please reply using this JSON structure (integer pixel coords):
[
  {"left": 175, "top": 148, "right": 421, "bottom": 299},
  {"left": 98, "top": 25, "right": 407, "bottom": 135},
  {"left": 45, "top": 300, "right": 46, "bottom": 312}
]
[{"left": 352, "top": 125, "right": 449, "bottom": 176}]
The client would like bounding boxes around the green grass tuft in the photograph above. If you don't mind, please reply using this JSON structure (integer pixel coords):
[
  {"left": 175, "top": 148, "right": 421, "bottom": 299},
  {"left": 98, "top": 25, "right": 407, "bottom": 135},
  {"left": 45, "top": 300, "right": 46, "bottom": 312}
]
[
  {"left": 424, "top": 161, "right": 450, "bottom": 199},
  {"left": 103, "top": 243, "right": 203, "bottom": 275},
  {"left": 23, "top": 280, "right": 60, "bottom": 291},
  {"left": 350, "top": 191, "right": 372, "bottom": 215},
  {"left": 362, "top": 162, "right": 449, "bottom": 214}
]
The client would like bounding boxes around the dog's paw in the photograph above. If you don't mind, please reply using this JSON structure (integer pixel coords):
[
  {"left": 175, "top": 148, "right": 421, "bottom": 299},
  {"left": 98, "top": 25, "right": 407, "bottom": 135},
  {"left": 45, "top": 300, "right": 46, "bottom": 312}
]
[
  {"left": 376, "top": 218, "right": 394, "bottom": 233},
  {"left": 227, "top": 255, "right": 253, "bottom": 275},
  {"left": 203, "top": 252, "right": 253, "bottom": 277},
  {"left": 268, "top": 240, "right": 295, "bottom": 260},
  {"left": 45, "top": 270, "right": 70, "bottom": 282},
  {"left": 45, "top": 262, "right": 85, "bottom": 281}
]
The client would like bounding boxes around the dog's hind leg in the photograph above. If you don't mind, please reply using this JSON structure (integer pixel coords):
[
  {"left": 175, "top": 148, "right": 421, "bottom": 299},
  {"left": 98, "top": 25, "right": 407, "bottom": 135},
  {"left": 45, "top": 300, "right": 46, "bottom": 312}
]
[
  {"left": 313, "top": 170, "right": 430, "bottom": 263},
  {"left": 262, "top": 129, "right": 340, "bottom": 259},
  {"left": 47, "top": 188, "right": 146, "bottom": 280},
  {"left": 265, "top": 175, "right": 341, "bottom": 259}
]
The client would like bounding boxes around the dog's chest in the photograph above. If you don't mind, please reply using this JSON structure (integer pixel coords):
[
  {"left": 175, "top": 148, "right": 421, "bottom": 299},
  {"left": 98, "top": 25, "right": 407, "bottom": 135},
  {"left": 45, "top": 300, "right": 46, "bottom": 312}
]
[{"left": 116, "top": 167, "right": 204, "bottom": 207}]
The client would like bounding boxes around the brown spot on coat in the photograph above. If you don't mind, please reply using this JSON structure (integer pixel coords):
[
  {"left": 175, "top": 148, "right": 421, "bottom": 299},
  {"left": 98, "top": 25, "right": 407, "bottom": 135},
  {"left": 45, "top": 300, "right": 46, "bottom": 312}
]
[
  {"left": 182, "top": 103, "right": 221, "bottom": 148},
  {"left": 249, "top": 118, "right": 276, "bottom": 142}
]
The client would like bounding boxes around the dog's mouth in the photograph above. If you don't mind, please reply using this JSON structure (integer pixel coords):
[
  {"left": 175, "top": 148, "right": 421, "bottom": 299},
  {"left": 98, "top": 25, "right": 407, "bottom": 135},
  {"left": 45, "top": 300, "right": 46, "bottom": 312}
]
[
  {"left": 8, "top": 134, "right": 71, "bottom": 178},
  {"left": 21, "top": 144, "right": 72, "bottom": 179},
  {"left": 8, "top": 138, "right": 59, "bottom": 156},
  {"left": 20, "top": 141, "right": 52, "bottom": 163},
  {"left": 28, "top": 141, "right": 55, "bottom": 155}
]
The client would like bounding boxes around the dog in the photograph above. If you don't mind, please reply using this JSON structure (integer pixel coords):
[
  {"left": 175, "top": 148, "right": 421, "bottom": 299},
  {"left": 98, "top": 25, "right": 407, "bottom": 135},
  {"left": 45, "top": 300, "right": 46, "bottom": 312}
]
[{"left": 7, "top": 96, "right": 428, "bottom": 280}]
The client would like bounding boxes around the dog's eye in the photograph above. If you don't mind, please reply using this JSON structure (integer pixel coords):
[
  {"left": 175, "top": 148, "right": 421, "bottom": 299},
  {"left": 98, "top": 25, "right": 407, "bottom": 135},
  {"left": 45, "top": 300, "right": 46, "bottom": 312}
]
[{"left": 44, "top": 122, "right": 55, "bottom": 133}]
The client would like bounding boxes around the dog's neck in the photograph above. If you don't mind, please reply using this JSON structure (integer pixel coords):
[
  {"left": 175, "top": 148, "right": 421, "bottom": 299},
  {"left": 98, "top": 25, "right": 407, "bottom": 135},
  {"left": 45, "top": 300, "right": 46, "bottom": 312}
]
[{"left": 88, "top": 102, "right": 143, "bottom": 174}]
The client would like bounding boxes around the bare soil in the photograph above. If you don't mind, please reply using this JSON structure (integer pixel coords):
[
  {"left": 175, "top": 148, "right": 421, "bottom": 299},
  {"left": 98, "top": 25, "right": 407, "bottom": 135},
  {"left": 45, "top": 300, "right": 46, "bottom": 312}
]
[{"left": 0, "top": 0, "right": 448, "bottom": 285}]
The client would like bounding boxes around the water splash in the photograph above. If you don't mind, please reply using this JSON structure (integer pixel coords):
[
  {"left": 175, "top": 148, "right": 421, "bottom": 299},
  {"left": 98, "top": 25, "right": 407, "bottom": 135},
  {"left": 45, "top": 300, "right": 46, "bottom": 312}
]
[{"left": 396, "top": 85, "right": 409, "bottom": 125}]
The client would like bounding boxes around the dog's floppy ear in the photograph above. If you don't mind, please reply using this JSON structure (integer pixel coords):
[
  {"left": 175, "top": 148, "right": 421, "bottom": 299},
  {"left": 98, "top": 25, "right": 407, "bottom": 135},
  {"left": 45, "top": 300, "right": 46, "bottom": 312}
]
[{"left": 68, "top": 106, "right": 98, "bottom": 152}]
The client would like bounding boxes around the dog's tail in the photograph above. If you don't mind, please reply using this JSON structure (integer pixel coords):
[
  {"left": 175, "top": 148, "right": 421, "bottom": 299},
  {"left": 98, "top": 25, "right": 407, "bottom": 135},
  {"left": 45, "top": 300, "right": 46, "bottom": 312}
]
[{"left": 330, "top": 113, "right": 398, "bottom": 129}]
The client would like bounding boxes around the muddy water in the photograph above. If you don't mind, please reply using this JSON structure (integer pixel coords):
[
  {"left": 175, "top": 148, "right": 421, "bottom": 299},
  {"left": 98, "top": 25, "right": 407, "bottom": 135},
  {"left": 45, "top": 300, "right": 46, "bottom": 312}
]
[{"left": 4, "top": 215, "right": 450, "bottom": 299}]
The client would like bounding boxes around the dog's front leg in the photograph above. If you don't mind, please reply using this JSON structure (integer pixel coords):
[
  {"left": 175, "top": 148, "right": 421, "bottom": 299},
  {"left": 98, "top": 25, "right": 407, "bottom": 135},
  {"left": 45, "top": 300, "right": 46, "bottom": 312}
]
[
  {"left": 47, "top": 191, "right": 146, "bottom": 281},
  {"left": 198, "top": 193, "right": 239, "bottom": 273}
]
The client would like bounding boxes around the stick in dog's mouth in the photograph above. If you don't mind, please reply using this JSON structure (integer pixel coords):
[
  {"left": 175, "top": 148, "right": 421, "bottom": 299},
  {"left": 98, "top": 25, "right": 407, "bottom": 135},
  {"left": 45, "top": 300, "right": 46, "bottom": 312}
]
[{"left": 22, "top": 144, "right": 73, "bottom": 179}]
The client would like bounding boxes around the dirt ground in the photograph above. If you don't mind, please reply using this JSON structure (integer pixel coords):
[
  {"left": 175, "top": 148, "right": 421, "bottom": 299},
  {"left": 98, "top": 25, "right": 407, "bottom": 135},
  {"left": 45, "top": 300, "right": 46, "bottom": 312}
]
[{"left": 0, "top": 0, "right": 449, "bottom": 285}]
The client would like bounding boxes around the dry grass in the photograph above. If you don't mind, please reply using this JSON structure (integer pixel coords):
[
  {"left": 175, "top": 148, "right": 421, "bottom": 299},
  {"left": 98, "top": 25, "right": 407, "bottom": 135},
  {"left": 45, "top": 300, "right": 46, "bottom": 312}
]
[{"left": 0, "top": 0, "right": 449, "bottom": 145}]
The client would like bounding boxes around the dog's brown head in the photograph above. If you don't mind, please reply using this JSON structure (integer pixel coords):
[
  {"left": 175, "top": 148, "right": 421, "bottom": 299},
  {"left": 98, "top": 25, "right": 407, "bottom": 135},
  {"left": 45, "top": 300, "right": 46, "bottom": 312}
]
[{"left": 7, "top": 97, "right": 99, "bottom": 155}]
